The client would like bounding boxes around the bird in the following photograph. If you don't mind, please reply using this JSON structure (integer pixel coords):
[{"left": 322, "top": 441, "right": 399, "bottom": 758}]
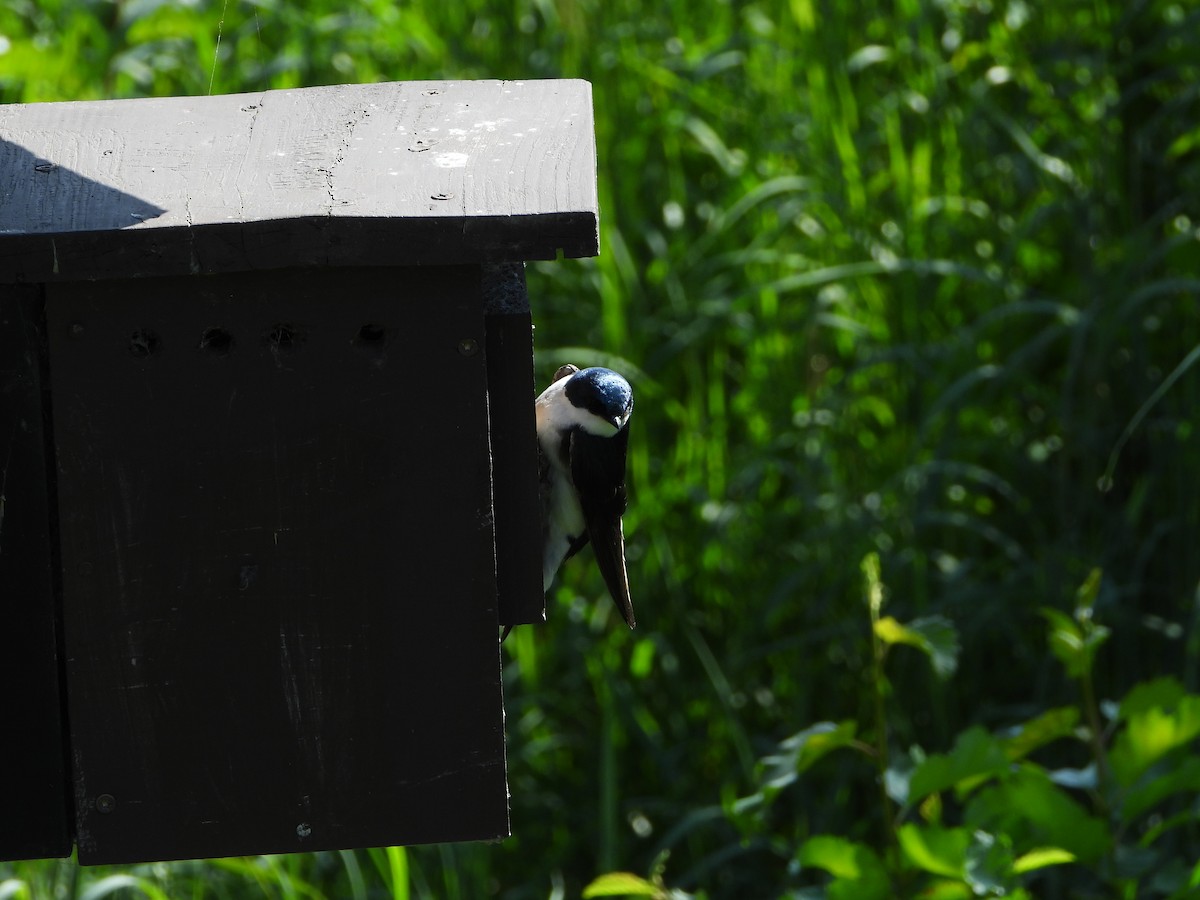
[{"left": 534, "top": 363, "right": 636, "bottom": 629}]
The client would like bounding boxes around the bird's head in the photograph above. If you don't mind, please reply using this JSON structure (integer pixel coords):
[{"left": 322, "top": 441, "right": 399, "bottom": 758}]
[{"left": 564, "top": 367, "right": 634, "bottom": 435}]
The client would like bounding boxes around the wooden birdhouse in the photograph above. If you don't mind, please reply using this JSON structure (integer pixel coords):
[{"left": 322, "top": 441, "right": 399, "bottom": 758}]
[{"left": 0, "top": 79, "right": 597, "bottom": 864}]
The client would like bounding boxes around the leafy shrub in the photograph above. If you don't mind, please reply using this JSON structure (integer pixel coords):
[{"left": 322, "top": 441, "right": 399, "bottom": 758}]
[{"left": 713, "top": 565, "right": 1200, "bottom": 899}]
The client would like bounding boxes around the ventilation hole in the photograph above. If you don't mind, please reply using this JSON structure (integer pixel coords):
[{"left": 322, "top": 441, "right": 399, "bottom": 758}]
[
  {"left": 129, "top": 329, "right": 160, "bottom": 358},
  {"left": 356, "top": 323, "right": 387, "bottom": 346},
  {"left": 199, "top": 327, "right": 234, "bottom": 355}
]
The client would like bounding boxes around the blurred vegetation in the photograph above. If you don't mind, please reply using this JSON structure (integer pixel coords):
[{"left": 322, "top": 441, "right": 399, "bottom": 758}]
[{"left": 3, "top": 0, "right": 1200, "bottom": 897}]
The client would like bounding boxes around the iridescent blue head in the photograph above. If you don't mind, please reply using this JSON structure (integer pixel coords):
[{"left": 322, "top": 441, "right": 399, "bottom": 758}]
[{"left": 565, "top": 366, "right": 634, "bottom": 432}]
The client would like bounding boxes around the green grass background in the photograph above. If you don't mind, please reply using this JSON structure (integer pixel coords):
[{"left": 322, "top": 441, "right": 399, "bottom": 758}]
[{"left": 2, "top": 0, "right": 1200, "bottom": 897}]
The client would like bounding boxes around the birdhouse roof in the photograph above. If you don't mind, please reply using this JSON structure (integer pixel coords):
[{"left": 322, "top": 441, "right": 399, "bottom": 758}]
[{"left": 0, "top": 79, "right": 598, "bottom": 282}]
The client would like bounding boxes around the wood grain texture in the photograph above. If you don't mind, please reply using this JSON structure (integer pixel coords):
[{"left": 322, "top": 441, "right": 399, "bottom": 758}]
[
  {"left": 0, "top": 79, "right": 598, "bottom": 282},
  {"left": 46, "top": 266, "right": 508, "bottom": 863},
  {"left": 0, "top": 285, "right": 73, "bottom": 861}
]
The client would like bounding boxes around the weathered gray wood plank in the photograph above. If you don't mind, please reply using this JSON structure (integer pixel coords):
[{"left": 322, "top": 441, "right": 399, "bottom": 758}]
[{"left": 0, "top": 80, "right": 598, "bottom": 282}]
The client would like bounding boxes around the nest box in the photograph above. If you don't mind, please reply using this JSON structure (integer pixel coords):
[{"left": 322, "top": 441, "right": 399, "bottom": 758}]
[{"left": 0, "top": 79, "right": 598, "bottom": 864}]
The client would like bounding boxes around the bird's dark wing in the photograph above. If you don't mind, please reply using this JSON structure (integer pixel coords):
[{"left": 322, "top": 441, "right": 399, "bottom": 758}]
[
  {"left": 564, "top": 529, "right": 591, "bottom": 561},
  {"left": 569, "top": 422, "right": 635, "bottom": 628}
]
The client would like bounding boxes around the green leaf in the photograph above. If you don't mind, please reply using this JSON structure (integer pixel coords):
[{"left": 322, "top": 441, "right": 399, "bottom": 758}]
[
  {"left": 965, "top": 768, "right": 1110, "bottom": 864},
  {"left": 1114, "top": 844, "right": 1158, "bottom": 880},
  {"left": 582, "top": 872, "right": 661, "bottom": 898},
  {"left": 1003, "top": 707, "right": 1080, "bottom": 761},
  {"left": 862, "top": 552, "right": 884, "bottom": 616},
  {"left": 884, "top": 751, "right": 916, "bottom": 806},
  {"left": 1145, "top": 856, "right": 1200, "bottom": 898},
  {"left": 1047, "top": 765, "right": 1096, "bottom": 790},
  {"left": 916, "top": 882, "right": 973, "bottom": 900},
  {"left": 1111, "top": 694, "right": 1200, "bottom": 787},
  {"left": 1141, "top": 808, "right": 1200, "bottom": 849},
  {"left": 1171, "top": 857, "right": 1200, "bottom": 898},
  {"left": 629, "top": 638, "right": 656, "bottom": 679},
  {"left": 1040, "top": 607, "right": 1108, "bottom": 678},
  {"left": 683, "top": 115, "right": 745, "bottom": 176},
  {"left": 386, "top": 845, "right": 409, "bottom": 900},
  {"left": 79, "top": 876, "right": 170, "bottom": 900},
  {"left": 786, "top": 720, "right": 859, "bottom": 773},
  {"left": 1041, "top": 607, "right": 1081, "bottom": 675},
  {"left": 874, "top": 614, "right": 959, "bottom": 678},
  {"left": 846, "top": 44, "right": 894, "bottom": 72},
  {"left": 1011, "top": 847, "right": 1077, "bottom": 874},
  {"left": 897, "top": 824, "right": 968, "bottom": 878},
  {"left": 1121, "top": 754, "right": 1200, "bottom": 824},
  {"left": 964, "top": 830, "right": 1015, "bottom": 895},
  {"left": 797, "top": 835, "right": 881, "bottom": 879},
  {"left": 918, "top": 790, "right": 943, "bottom": 824},
  {"left": 1074, "top": 567, "right": 1102, "bottom": 614},
  {"left": 1119, "top": 677, "right": 1187, "bottom": 719},
  {"left": 1167, "top": 126, "right": 1200, "bottom": 159},
  {"left": 908, "top": 726, "right": 1009, "bottom": 803},
  {"left": 759, "top": 721, "right": 858, "bottom": 791},
  {"left": 797, "top": 836, "right": 889, "bottom": 900}
]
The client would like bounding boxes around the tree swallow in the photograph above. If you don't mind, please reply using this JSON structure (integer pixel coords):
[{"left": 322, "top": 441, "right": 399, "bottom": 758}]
[{"left": 535, "top": 363, "right": 636, "bottom": 629}]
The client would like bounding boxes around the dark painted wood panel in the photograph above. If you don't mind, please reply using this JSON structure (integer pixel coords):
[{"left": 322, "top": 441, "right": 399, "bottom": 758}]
[
  {"left": 0, "top": 285, "right": 73, "bottom": 861},
  {"left": 483, "top": 265, "right": 545, "bottom": 627},
  {"left": 45, "top": 266, "right": 508, "bottom": 863},
  {"left": 0, "top": 80, "right": 598, "bottom": 283}
]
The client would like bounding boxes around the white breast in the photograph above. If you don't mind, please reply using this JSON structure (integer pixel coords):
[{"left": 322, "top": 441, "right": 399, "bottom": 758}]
[{"left": 535, "top": 378, "right": 601, "bottom": 589}]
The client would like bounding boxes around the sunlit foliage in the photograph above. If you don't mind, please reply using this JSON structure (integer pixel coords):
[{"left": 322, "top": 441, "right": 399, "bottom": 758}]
[{"left": 2, "top": 0, "right": 1199, "bottom": 897}]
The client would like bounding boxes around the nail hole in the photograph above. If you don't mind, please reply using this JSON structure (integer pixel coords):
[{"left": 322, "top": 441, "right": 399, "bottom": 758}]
[
  {"left": 199, "top": 327, "right": 234, "bottom": 355},
  {"left": 264, "top": 323, "right": 303, "bottom": 351},
  {"left": 238, "top": 563, "right": 258, "bottom": 591},
  {"left": 354, "top": 323, "right": 388, "bottom": 367},
  {"left": 129, "top": 329, "right": 160, "bottom": 358}
]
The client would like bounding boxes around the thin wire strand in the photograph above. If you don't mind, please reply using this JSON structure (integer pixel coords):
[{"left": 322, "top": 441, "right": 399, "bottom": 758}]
[{"left": 208, "top": 0, "right": 230, "bottom": 95}]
